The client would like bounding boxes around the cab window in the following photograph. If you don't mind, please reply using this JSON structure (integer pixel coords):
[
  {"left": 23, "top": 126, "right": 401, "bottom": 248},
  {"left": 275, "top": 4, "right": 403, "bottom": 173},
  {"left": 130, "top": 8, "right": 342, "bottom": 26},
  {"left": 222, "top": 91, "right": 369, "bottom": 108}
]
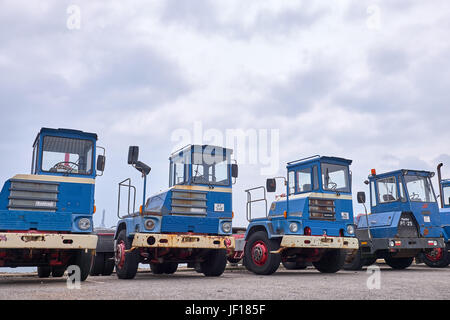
[
  {"left": 444, "top": 186, "right": 450, "bottom": 206},
  {"left": 377, "top": 176, "right": 398, "bottom": 203},
  {"left": 297, "top": 168, "right": 312, "bottom": 193},
  {"left": 288, "top": 171, "right": 295, "bottom": 195}
]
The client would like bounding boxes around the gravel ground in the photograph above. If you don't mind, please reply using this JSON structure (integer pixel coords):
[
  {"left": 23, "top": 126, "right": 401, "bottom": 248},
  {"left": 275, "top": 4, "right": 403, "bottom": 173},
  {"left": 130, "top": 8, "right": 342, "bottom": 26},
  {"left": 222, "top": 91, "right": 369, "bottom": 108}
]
[{"left": 0, "top": 264, "right": 449, "bottom": 300}]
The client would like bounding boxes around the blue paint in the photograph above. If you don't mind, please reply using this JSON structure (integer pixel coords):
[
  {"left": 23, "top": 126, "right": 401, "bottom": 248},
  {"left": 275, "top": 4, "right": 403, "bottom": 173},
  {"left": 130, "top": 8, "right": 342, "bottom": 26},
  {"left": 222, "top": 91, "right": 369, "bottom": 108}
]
[
  {"left": 245, "top": 156, "right": 357, "bottom": 240},
  {"left": 0, "top": 128, "right": 100, "bottom": 233},
  {"left": 116, "top": 145, "right": 235, "bottom": 239}
]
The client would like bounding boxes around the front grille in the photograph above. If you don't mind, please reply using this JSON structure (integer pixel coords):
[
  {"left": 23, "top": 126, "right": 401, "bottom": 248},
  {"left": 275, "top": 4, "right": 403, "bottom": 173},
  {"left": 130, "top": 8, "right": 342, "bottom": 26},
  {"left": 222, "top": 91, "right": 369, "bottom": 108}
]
[
  {"left": 309, "top": 198, "right": 336, "bottom": 220},
  {"left": 8, "top": 180, "right": 59, "bottom": 212},
  {"left": 171, "top": 190, "right": 207, "bottom": 216}
]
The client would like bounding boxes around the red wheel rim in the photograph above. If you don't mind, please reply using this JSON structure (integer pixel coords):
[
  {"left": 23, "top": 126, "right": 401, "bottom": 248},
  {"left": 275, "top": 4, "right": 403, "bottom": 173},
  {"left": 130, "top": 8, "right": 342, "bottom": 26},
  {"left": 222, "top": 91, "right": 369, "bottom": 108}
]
[
  {"left": 425, "top": 248, "right": 444, "bottom": 262},
  {"left": 251, "top": 241, "right": 269, "bottom": 266},
  {"left": 115, "top": 240, "right": 126, "bottom": 269}
]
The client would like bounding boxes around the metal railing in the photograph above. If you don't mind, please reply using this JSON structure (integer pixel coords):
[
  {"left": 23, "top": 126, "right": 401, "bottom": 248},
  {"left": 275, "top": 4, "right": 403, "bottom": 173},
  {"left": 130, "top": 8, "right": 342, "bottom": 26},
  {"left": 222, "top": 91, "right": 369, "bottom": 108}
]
[
  {"left": 117, "top": 178, "right": 137, "bottom": 219},
  {"left": 245, "top": 186, "right": 268, "bottom": 222}
]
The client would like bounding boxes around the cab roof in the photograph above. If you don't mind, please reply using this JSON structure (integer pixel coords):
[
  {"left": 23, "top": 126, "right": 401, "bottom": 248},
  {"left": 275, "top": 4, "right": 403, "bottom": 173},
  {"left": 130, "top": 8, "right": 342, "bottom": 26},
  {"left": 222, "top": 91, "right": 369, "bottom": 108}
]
[
  {"left": 170, "top": 144, "right": 233, "bottom": 160},
  {"left": 369, "top": 169, "right": 434, "bottom": 180},
  {"left": 34, "top": 127, "right": 98, "bottom": 146},
  {"left": 287, "top": 155, "right": 352, "bottom": 170}
]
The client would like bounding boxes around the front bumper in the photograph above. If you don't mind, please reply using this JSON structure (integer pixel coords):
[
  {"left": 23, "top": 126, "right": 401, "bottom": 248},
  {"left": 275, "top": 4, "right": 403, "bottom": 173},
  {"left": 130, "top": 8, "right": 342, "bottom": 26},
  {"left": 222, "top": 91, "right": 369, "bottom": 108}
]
[
  {"left": 360, "top": 237, "right": 445, "bottom": 254},
  {"left": 131, "top": 233, "right": 235, "bottom": 250},
  {"left": 0, "top": 233, "right": 98, "bottom": 250},
  {"left": 277, "top": 235, "right": 359, "bottom": 250}
]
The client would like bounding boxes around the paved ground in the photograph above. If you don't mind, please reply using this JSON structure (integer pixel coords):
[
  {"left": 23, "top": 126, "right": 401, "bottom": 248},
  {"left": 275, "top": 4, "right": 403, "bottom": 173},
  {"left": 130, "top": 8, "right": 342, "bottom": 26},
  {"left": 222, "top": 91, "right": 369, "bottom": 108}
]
[{"left": 0, "top": 263, "right": 449, "bottom": 300}]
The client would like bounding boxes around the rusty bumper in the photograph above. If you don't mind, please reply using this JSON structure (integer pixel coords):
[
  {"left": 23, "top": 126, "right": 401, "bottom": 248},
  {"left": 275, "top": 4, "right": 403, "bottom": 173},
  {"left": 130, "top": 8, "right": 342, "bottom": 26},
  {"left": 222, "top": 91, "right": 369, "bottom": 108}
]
[
  {"left": 273, "top": 235, "right": 359, "bottom": 252},
  {"left": 131, "top": 233, "right": 235, "bottom": 250},
  {"left": 0, "top": 233, "right": 98, "bottom": 250}
]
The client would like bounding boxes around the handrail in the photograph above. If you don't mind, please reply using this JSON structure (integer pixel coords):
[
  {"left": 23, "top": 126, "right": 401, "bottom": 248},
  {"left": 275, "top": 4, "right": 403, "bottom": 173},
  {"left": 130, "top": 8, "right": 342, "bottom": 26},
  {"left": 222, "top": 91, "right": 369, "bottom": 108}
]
[
  {"left": 245, "top": 186, "right": 268, "bottom": 222},
  {"left": 117, "top": 178, "right": 137, "bottom": 219}
]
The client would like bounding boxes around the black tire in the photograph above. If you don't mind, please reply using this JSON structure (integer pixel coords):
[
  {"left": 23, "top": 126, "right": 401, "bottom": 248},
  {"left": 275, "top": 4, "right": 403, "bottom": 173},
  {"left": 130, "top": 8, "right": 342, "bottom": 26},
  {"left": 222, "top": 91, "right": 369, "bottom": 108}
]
[
  {"left": 364, "top": 257, "right": 378, "bottom": 266},
  {"left": 201, "top": 249, "right": 227, "bottom": 277},
  {"left": 313, "top": 249, "right": 345, "bottom": 273},
  {"left": 385, "top": 256, "right": 414, "bottom": 270},
  {"left": 344, "top": 249, "right": 365, "bottom": 271},
  {"left": 243, "top": 231, "right": 281, "bottom": 275},
  {"left": 421, "top": 244, "right": 450, "bottom": 268},
  {"left": 90, "top": 253, "right": 104, "bottom": 276},
  {"left": 102, "top": 254, "right": 115, "bottom": 276},
  {"left": 37, "top": 266, "right": 51, "bottom": 278},
  {"left": 150, "top": 263, "right": 165, "bottom": 275},
  {"left": 163, "top": 263, "right": 178, "bottom": 274},
  {"left": 71, "top": 249, "right": 94, "bottom": 282},
  {"left": 51, "top": 266, "right": 66, "bottom": 278},
  {"left": 227, "top": 257, "right": 242, "bottom": 264},
  {"left": 282, "top": 260, "right": 307, "bottom": 270},
  {"left": 115, "top": 230, "right": 139, "bottom": 280}
]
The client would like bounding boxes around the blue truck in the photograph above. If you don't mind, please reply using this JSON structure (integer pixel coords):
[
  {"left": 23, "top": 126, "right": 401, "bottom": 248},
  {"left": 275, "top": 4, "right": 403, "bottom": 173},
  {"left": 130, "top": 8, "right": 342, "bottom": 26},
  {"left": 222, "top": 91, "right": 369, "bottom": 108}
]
[
  {"left": 0, "top": 128, "right": 105, "bottom": 281},
  {"left": 346, "top": 168, "right": 446, "bottom": 270},
  {"left": 419, "top": 163, "right": 450, "bottom": 267},
  {"left": 240, "top": 156, "right": 359, "bottom": 275},
  {"left": 114, "top": 144, "right": 237, "bottom": 279}
]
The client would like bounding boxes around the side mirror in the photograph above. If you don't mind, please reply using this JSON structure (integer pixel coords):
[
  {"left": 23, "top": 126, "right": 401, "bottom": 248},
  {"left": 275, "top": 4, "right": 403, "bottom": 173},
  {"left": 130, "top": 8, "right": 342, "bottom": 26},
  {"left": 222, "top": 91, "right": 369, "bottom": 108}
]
[
  {"left": 128, "top": 146, "right": 139, "bottom": 165},
  {"left": 96, "top": 155, "right": 106, "bottom": 172},
  {"left": 357, "top": 191, "right": 366, "bottom": 204},
  {"left": 266, "top": 178, "right": 276, "bottom": 193},
  {"left": 231, "top": 164, "right": 238, "bottom": 178}
]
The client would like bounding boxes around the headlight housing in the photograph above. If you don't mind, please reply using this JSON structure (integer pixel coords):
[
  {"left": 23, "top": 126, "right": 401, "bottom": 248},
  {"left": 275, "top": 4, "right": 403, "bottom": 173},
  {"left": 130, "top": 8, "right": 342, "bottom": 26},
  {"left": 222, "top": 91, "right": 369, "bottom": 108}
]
[
  {"left": 222, "top": 222, "right": 232, "bottom": 233},
  {"left": 144, "top": 219, "right": 156, "bottom": 231},
  {"left": 289, "top": 222, "right": 299, "bottom": 233},
  {"left": 346, "top": 225, "right": 355, "bottom": 235},
  {"left": 78, "top": 218, "right": 91, "bottom": 230}
]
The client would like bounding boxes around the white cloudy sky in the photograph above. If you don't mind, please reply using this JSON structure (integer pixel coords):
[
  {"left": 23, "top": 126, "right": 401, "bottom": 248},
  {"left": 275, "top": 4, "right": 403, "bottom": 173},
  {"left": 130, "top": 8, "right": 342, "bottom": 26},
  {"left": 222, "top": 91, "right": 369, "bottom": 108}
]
[{"left": 1, "top": 0, "right": 450, "bottom": 228}]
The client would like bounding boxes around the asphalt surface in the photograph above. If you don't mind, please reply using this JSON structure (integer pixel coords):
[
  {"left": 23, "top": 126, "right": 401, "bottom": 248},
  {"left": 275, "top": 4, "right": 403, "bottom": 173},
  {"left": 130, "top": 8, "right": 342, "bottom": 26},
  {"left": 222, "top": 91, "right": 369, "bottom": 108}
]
[{"left": 0, "top": 263, "right": 449, "bottom": 300}]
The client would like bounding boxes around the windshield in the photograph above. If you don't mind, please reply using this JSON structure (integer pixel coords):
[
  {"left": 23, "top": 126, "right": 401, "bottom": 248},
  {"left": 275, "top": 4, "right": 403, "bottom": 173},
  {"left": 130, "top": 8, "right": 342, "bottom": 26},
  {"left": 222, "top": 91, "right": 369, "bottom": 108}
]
[
  {"left": 442, "top": 185, "right": 450, "bottom": 206},
  {"left": 404, "top": 175, "right": 436, "bottom": 203},
  {"left": 377, "top": 176, "right": 400, "bottom": 203},
  {"left": 41, "top": 136, "right": 94, "bottom": 175},
  {"left": 321, "top": 163, "right": 350, "bottom": 193},
  {"left": 192, "top": 152, "right": 230, "bottom": 186}
]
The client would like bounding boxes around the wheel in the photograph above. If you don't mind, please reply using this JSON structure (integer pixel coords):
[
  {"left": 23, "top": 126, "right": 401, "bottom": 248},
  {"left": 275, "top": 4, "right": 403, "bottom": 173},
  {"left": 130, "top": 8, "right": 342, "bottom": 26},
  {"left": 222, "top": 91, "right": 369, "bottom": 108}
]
[
  {"left": 243, "top": 231, "right": 281, "bottom": 275},
  {"left": 37, "top": 266, "right": 51, "bottom": 278},
  {"left": 364, "top": 257, "right": 378, "bottom": 266},
  {"left": 71, "top": 249, "right": 94, "bottom": 282},
  {"left": 102, "top": 253, "right": 115, "bottom": 276},
  {"left": 344, "top": 249, "right": 365, "bottom": 271},
  {"left": 282, "top": 260, "right": 307, "bottom": 270},
  {"left": 384, "top": 256, "right": 414, "bottom": 270},
  {"left": 90, "top": 253, "right": 104, "bottom": 276},
  {"left": 163, "top": 262, "right": 178, "bottom": 274},
  {"left": 313, "top": 249, "right": 345, "bottom": 273},
  {"left": 201, "top": 249, "right": 227, "bottom": 277},
  {"left": 51, "top": 266, "right": 66, "bottom": 278},
  {"left": 150, "top": 263, "right": 165, "bottom": 274},
  {"left": 150, "top": 263, "right": 177, "bottom": 275},
  {"left": 115, "top": 230, "right": 139, "bottom": 280},
  {"left": 227, "top": 257, "right": 242, "bottom": 264},
  {"left": 421, "top": 244, "right": 450, "bottom": 268}
]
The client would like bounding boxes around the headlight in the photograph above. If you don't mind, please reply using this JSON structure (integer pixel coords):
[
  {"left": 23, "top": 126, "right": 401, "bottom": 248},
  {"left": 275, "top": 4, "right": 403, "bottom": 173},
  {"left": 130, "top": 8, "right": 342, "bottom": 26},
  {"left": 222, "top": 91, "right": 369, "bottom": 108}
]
[
  {"left": 78, "top": 218, "right": 91, "bottom": 230},
  {"left": 144, "top": 219, "right": 156, "bottom": 231},
  {"left": 222, "top": 222, "right": 232, "bottom": 233},
  {"left": 289, "top": 223, "right": 299, "bottom": 233},
  {"left": 389, "top": 240, "right": 396, "bottom": 247},
  {"left": 346, "top": 225, "right": 355, "bottom": 235}
]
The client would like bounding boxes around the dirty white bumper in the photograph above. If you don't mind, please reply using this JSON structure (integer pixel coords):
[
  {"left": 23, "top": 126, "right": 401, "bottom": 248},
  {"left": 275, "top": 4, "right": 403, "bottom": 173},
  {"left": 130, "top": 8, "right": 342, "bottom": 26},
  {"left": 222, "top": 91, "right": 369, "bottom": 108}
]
[
  {"left": 131, "top": 233, "right": 235, "bottom": 250},
  {"left": 0, "top": 233, "right": 98, "bottom": 250},
  {"left": 276, "top": 235, "right": 359, "bottom": 251}
]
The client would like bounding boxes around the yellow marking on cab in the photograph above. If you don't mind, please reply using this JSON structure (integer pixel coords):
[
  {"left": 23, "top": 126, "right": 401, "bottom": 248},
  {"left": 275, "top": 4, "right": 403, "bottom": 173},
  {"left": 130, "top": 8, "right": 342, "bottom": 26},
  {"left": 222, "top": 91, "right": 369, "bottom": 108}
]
[
  {"left": 13, "top": 174, "right": 95, "bottom": 185},
  {"left": 173, "top": 185, "right": 232, "bottom": 193}
]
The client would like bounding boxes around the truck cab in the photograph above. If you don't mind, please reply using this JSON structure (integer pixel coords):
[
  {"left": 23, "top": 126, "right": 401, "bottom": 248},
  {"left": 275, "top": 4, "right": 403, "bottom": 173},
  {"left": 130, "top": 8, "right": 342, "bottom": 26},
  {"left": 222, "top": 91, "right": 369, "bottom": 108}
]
[
  {"left": 114, "top": 145, "right": 237, "bottom": 279},
  {"left": 242, "top": 156, "right": 359, "bottom": 275},
  {"left": 0, "top": 128, "right": 105, "bottom": 280},
  {"left": 353, "top": 169, "right": 446, "bottom": 270}
]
